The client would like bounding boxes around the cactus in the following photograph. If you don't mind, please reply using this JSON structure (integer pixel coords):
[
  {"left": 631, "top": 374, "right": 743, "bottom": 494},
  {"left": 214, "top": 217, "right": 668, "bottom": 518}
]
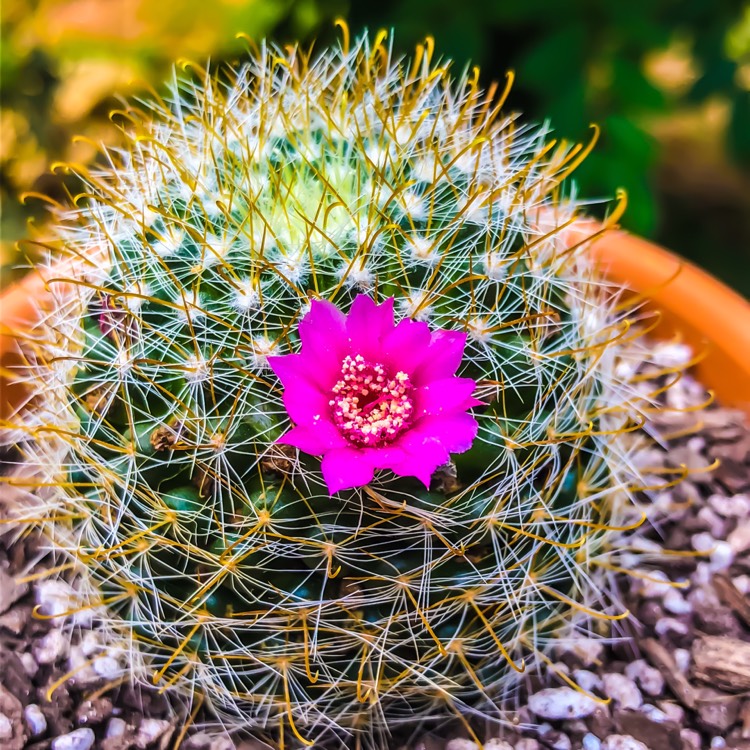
[{"left": 6, "top": 28, "right": 652, "bottom": 748}]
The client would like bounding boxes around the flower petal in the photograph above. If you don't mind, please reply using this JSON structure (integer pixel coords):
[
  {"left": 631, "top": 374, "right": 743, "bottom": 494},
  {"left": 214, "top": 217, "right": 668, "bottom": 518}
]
[
  {"left": 297, "top": 299, "right": 349, "bottom": 382},
  {"left": 282, "top": 379, "right": 330, "bottom": 424},
  {"left": 412, "top": 412, "right": 479, "bottom": 455},
  {"left": 268, "top": 353, "right": 312, "bottom": 387},
  {"left": 413, "top": 377, "right": 482, "bottom": 418},
  {"left": 279, "top": 421, "right": 347, "bottom": 454},
  {"left": 321, "top": 447, "right": 375, "bottom": 493},
  {"left": 346, "top": 296, "right": 394, "bottom": 360},
  {"left": 388, "top": 432, "right": 450, "bottom": 487},
  {"left": 380, "top": 317, "right": 432, "bottom": 374},
  {"left": 411, "top": 329, "right": 468, "bottom": 382}
]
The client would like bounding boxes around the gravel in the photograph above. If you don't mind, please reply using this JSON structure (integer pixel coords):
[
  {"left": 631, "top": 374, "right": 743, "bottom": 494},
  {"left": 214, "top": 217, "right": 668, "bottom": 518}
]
[{"left": 1, "top": 340, "right": 749, "bottom": 749}]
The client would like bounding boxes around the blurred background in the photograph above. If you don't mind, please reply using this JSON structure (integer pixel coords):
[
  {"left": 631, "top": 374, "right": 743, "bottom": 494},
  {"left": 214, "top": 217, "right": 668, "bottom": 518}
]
[{"left": 2, "top": 0, "right": 749, "bottom": 294}]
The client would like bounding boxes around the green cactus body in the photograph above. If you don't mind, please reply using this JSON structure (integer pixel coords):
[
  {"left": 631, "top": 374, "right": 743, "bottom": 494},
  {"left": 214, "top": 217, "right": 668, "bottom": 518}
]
[{"left": 9, "top": 30, "right": 649, "bottom": 747}]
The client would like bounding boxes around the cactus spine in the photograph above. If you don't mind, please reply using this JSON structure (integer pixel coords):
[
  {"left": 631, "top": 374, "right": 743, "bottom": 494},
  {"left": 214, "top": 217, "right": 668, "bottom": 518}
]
[{"left": 6, "top": 28, "right": 650, "bottom": 748}]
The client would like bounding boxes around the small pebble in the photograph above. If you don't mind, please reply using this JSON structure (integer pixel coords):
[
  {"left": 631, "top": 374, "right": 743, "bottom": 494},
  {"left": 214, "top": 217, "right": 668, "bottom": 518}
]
[
  {"left": 547, "top": 733, "right": 571, "bottom": 750},
  {"left": 528, "top": 687, "right": 599, "bottom": 720},
  {"left": 572, "top": 669, "right": 601, "bottom": 693},
  {"left": 709, "top": 541, "right": 734, "bottom": 570},
  {"left": 514, "top": 741, "right": 540, "bottom": 750},
  {"left": 484, "top": 741, "right": 513, "bottom": 750},
  {"left": 137, "top": 718, "right": 172, "bottom": 745},
  {"left": 601, "top": 736, "right": 648, "bottom": 750},
  {"left": 105, "top": 717, "right": 127, "bottom": 739},
  {"left": 52, "top": 728, "right": 96, "bottom": 750},
  {"left": 602, "top": 673, "right": 642, "bottom": 710},
  {"left": 445, "top": 740, "right": 478, "bottom": 750},
  {"left": 728, "top": 522, "right": 750, "bottom": 554},
  {"left": 93, "top": 655, "right": 122, "bottom": 680},
  {"left": 637, "top": 570, "right": 672, "bottom": 598},
  {"left": 710, "top": 738, "right": 726, "bottom": 749},
  {"left": 657, "top": 701, "right": 685, "bottom": 724},
  {"left": 624, "top": 660, "right": 664, "bottom": 696},
  {"left": 639, "top": 703, "right": 668, "bottom": 722},
  {"left": 654, "top": 617, "right": 688, "bottom": 637},
  {"left": 560, "top": 638, "right": 604, "bottom": 667},
  {"left": 34, "top": 628, "right": 68, "bottom": 665},
  {"left": 0, "top": 713, "right": 12, "bottom": 740},
  {"left": 680, "top": 729, "right": 701, "bottom": 750},
  {"left": 692, "top": 532, "right": 716, "bottom": 553},
  {"left": 733, "top": 574, "right": 750, "bottom": 594},
  {"left": 708, "top": 492, "right": 750, "bottom": 518},
  {"left": 20, "top": 651, "right": 38, "bottom": 676},
  {"left": 663, "top": 588, "right": 692, "bottom": 615},
  {"left": 673, "top": 648, "right": 691, "bottom": 673},
  {"left": 582, "top": 734, "right": 601, "bottom": 750},
  {"left": 696, "top": 506, "right": 726, "bottom": 538},
  {"left": 209, "top": 735, "right": 234, "bottom": 750},
  {"left": 24, "top": 704, "right": 47, "bottom": 736}
]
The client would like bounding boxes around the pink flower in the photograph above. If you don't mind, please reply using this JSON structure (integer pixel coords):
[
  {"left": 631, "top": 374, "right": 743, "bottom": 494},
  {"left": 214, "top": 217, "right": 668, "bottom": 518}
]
[{"left": 268, "top": 295, "right": 481, "bottom": 494}]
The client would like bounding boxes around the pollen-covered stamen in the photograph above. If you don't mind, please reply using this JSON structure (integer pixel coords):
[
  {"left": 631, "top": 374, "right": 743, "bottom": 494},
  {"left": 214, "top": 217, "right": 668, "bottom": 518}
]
[{"left": 329, "top": 354, "right": 414, "bottom": 447}]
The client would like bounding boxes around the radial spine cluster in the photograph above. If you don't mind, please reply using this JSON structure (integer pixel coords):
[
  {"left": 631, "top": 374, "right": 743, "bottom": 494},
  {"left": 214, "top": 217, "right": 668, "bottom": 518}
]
[{"left": 6, "top": 27, "right": 652, "bottom": 748}]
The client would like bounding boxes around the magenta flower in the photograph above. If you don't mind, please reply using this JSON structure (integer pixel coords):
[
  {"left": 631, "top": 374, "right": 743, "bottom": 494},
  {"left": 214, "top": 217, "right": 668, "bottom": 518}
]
[{"left": 268, "top": 295, "right": 481, "bottom": 494}]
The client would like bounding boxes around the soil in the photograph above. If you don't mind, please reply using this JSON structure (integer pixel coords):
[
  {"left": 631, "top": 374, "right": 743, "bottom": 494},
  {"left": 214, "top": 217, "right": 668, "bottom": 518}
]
[{"left": 1, "top": 344, "right": 749, "bottom": 750}]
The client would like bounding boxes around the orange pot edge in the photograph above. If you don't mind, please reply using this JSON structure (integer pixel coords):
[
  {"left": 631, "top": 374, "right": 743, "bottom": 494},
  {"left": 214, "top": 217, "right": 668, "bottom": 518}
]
[{"left": 1, "top": 230, "right": 749, "bottom": 417}]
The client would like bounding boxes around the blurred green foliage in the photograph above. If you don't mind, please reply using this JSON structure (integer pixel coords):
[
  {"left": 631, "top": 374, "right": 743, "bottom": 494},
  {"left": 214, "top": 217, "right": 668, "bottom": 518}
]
[
  {"left": 348, "top": 0, "right": 749, "bottom": 236},
  {"left": 2, "top": 0, "right": 749, "bottom": 293}
]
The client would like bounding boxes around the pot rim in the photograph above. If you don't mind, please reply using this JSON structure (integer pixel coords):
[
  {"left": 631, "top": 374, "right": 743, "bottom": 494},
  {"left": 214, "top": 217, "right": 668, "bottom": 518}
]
[{"left": 1, "top": 228, "right": 749, "bottom": 415}]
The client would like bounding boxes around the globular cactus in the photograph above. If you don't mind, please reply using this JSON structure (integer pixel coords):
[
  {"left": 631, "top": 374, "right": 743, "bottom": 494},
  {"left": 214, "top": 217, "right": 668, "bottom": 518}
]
[{"left": 6, "top": 28, "right": 651, "bottom": 748}]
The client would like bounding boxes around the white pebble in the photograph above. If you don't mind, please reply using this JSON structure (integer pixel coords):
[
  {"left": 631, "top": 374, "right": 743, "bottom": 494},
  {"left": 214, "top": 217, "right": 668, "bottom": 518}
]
[
  {"left": 79, "top": 631, "right": 101, "bottom": 657},
  {"left": 24, "top": 704, "right": 47, "bottom": 736},
  {"left": 697, "top": 507, "right": 725, "bottom": 538},
  {"left": 711, "top": 738, "right": 726, "bottom": 749},
  {"left": 654, "top": 617, "right": 688, "bottom": 637},
  {"left": 673, "top": 648, "right": 691, "bottom": 673},
  {"left": 639, "top": 703, "right": 668, "bottom": 722},
  {"left": 693, "top": 562, "right": 713, "bottom": 586},
  {"left": 36, "top": 580, "right": 75, "bottom": 623},
  {"left": 52, "top": 728, "right": 96, "bottom": 750},
  {"left": 680, "top": 729, "right": 701, "bottom": 750},
  {"left": 137, "top": 719, "right": 173, "bottom": 745},
  {"left": 515, "top": 741, "right": 540, "bottom": 750},
  {"left": 560, "top": 637, "right": 604, "bottom": 667},
  {"left": 484, "top": 741, "right": 513, "bottom": 750},
  {"left": 20, "top": 652, "right": 38, "bottom": 676},
  {"left": 663, "top": 588, "right": 692, "bottom": 615},
  {"left": 625, "top": 660, "right": 664, "bottom": 696},
  {"left": 209, "top": 737, "right": 235, "bottom": 750},
  {"left": 709, "top": 493, "right": 750, "bottom": 518},
  {"left": 106, "top": 717, "right": 127, "bottom": 738},
  {"left": 709, "top": 541, "right": 734, "bottom": 571},
  {"left": 528, "top": 687, "right": 599, "bottom": 720},
  {"left": 0, "top": 714, "right": 12, "bottom": 740},
  {"left": 93, "top": 655, "right": 122, "bottom": 680},
  {"left": 691, "top": 532, "right": 716, "bottom": 553},
  {"left": 34, "top": 628, "right": 68, "bottom": 665},
  {"left": 728, "top": 523, "right": 750, "bottom": 554},
  {"left": 549, "top": 735, "right": 571, "bottom": 750},
  {"left": 637, "top": 570, "right": 672, "bottom": 598},
  {"left": 602, "top": 673, "right": 643, "bottom": 710},
  {"left": 582, "top": 734, "right": 601, "bottom": 750},
  {"left": 658, "top": 702, "right": 685, "bottom": 724},
  {"left": 445, "top": 740, "right": 479, "bottom": 750},
  {"left": 734, "top": 574, "right": 750, "bottom": 594},
  {"left": 573, "top": 669, "right": 601, "bottom": 693},
  {"left": 601, "top": 736, "right": 648, "bottom": 750}
]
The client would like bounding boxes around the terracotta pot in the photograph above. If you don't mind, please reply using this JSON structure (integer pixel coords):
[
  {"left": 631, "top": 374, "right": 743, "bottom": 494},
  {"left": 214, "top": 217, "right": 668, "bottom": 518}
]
[{"left": 2, "top": 230, "right": 749, "bottom": 418}]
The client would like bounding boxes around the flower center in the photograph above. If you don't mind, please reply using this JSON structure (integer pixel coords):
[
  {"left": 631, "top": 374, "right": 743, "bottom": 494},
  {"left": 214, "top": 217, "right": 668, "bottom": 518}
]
[{"left": 329, "top": 354, "right": 414, "bottom": 447}]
